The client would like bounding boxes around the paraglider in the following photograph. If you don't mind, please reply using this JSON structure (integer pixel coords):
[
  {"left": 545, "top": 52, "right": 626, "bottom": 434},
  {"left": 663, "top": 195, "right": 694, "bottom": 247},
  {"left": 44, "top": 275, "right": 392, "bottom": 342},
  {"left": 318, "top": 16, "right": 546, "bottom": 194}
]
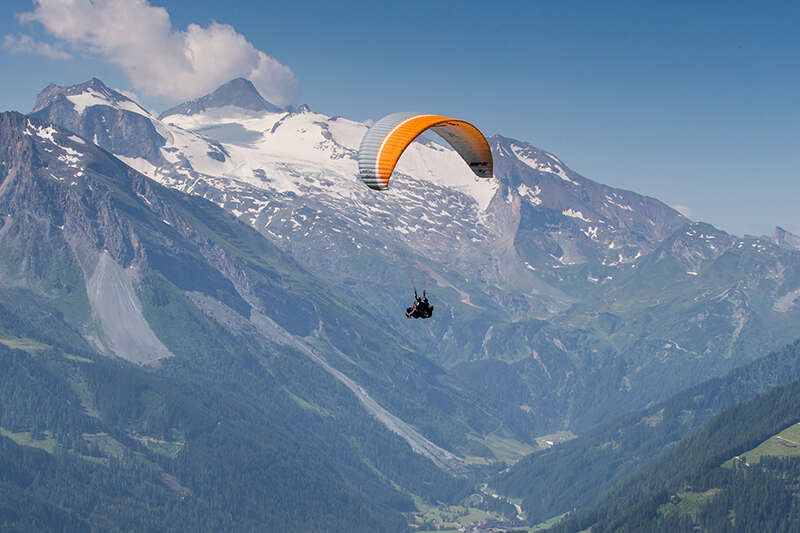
[
  {"left": 357, "top": 112, "right": 493, "bottom": 319},
  {"left": 357, "top": 112, "right": 493, "bottom": 190},
  {"left": 406, "top": 290, "right": 434, "bottom": 319}
]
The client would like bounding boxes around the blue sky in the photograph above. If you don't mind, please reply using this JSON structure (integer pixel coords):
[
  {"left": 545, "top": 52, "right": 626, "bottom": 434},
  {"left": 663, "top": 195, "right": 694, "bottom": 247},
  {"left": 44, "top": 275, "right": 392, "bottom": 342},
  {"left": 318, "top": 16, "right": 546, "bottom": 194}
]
[{"left": 1, "top": 0, "right": 798, "bottom": 236}]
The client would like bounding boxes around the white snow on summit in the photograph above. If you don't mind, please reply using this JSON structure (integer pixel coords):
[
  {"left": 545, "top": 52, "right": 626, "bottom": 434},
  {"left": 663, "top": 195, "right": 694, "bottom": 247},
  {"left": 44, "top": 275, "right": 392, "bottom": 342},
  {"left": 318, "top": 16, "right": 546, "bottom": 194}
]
[
  {"left": 67, "top": 88, "right": 151, "bottom": 117},
  {"left": 160, "top": 107, "right": 499, "bottom": 210},
  {"left": 510, "top": 143, "right": 577, "bottom": 185},
  {"left": 38, "top": 78, "right": 688, "bottom": 287}
]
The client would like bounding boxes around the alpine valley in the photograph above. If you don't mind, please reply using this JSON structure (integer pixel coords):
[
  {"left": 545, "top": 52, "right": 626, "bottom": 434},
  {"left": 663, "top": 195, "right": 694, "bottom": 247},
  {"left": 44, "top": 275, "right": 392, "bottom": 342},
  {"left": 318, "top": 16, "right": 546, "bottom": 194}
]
[{"left": 1, "top": 77, "right": 799, "bottom": 531}]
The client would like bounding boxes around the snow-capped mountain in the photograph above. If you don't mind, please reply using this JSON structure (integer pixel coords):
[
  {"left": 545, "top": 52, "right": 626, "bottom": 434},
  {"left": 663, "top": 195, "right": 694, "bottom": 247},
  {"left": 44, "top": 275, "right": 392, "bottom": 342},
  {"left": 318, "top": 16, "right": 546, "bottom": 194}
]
[
  {"left": 159, "top": 77, "right": 283, "bottom": 118},
  {"left": 25, "top": 77, "right": 800, "bottom": 436},
  {"left": 31, "top": 78, "right": 685, "bottom": 302},
  {"left": 492, "top": 135, "right": 686, "bottom": 270},
  {"left": 31, "top": 78, "right": 167, "bottom": 163}
]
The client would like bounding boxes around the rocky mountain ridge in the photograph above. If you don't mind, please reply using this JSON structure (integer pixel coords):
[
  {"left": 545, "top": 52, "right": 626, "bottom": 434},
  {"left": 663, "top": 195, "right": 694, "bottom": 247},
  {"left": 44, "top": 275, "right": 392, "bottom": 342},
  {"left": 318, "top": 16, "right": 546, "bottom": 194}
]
[{"left": 22, "top": 77, "right": 800, "bottom": 436}]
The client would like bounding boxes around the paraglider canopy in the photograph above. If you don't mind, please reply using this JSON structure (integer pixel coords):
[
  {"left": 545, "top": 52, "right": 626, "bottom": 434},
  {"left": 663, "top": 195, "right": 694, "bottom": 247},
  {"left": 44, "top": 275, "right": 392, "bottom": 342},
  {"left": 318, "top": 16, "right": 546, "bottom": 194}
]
[{"left": 358, "top": 112, "right": 493, "bottom": 190}]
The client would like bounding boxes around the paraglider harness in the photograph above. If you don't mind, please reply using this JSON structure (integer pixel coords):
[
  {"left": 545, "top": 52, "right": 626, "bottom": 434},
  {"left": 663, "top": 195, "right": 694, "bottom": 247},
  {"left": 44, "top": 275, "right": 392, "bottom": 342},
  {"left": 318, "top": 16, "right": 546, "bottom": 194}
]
[{"left": 406, "top": 289, "right": 434, "bottom": 319}]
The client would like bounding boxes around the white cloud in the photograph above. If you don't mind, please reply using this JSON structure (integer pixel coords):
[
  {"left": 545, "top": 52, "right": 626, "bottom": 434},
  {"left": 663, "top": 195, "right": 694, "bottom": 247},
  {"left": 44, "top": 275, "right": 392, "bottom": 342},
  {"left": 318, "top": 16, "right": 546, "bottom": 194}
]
[
  {"left": 671, "top": 204, "right": 693, "bottom": 218},
  {"left": 2, "top": 33, "right": 70, "bottom": 59},
  {"left": 18, "top": 0, "right": 298, "bottom": 105}
]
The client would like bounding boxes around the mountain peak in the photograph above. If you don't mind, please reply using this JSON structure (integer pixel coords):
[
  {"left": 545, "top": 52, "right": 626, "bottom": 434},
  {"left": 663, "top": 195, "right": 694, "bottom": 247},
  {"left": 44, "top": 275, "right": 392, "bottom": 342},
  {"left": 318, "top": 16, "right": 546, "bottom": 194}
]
[
  {"left": 0, "top": 109, "right": 26, "bottom": 124},
  {"left": 490, "top": 134, "right": 561, "bottom": 164},
  {"left": 159, "top": 77, "right": 282, "bottom": 119},
  {"left": 86, "top": 77, "right": 110, "bottom": 90},
  {"left": 285, "top": 103, "right": 311, "bottom": 113},
  {"left": 32, "top": 77, "right": 132, "bottom": 114},
  {"left": 221, "top": 76, "right": 256, "bottom": 90},
  {"left": 774, "top": 226, "right": 800, "bottom": 251},
  {"left": 0, "top": 111, "right": 29, "bottom": 149},
  {"left": 29, "top": 78, "right": 164, "bottom": 164}
]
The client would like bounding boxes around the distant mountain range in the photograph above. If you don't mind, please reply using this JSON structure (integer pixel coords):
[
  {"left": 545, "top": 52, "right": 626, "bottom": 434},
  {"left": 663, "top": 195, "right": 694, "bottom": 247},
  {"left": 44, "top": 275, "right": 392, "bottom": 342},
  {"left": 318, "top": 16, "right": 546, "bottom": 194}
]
[
  {"left": 159, "top": 78, "right": 283, "bottom": 118},
  {"left": 3, "top": 76, "right": 800, "bottom": 530},
  {"left": 26, "top": 76, "right": 800, "bottom": 433}
]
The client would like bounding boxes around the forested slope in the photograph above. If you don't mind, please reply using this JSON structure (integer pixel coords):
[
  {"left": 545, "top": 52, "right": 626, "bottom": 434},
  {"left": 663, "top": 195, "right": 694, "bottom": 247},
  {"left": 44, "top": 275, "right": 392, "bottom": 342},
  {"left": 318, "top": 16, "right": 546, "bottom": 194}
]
[
  {"left": 558, "top": 374, "right": 800, "bottom": 532},
  {"left": 496, "top": 340, "right": 800, "bottom": 523}
]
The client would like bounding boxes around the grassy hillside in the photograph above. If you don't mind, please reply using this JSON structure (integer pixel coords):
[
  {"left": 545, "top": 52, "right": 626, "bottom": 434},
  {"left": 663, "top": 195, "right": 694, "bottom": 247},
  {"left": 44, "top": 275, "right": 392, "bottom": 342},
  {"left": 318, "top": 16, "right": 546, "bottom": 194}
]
[
  {"left": 722, "top": 422, "right": 800, "bottom": 466},
  {"left": 559, "top": 375, "right": 800, "bottom": 532}
]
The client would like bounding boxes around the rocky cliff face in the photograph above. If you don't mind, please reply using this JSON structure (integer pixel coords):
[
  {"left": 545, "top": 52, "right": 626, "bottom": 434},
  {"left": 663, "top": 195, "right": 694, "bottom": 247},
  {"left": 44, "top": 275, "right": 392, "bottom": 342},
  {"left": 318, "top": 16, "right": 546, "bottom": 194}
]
[
  {"left": 774, "top": 226, "right": 800, "bottom": 251},
  {"left": 31, "top": 78, "right": 166, "bottom": 163},
  {"left": 492, "top": 134, "right": 685, "bottom": 269}
]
